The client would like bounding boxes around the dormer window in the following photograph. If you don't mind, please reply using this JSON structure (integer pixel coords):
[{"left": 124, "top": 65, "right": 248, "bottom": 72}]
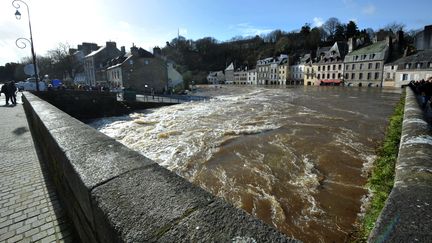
[{"left": 405, "top": 63, "right": 411, "bottom": 69}]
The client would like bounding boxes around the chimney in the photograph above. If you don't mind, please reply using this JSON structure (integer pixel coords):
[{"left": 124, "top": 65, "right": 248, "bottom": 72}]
[
  {"left": 130, "top": 46, "right": 139, "bottom": 56},
  {"left": 348, "top": 38, "right": 356, "bottom": 53},
  {"left": 106, "top": 41, "right": 117, "bottom": 49},
  {"left": 121, "top": 46, "right": 126, "bottom": 55}
]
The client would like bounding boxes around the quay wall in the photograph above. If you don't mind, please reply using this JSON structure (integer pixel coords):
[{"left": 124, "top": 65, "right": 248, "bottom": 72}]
[
  {"left": 369, "top": 88, "right": 432, "bottom": 242},
  {"left": 22, "top": 92, "right": 298, "bottom": 243}
]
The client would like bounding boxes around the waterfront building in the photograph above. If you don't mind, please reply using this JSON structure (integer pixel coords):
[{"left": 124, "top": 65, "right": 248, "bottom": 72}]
[
  {"left": 383, "top": 63, "right": 398, "bottom": 87},
  {"left": 234, "top": 69, "right": 248, "bottom": 84},
  {"left": 106, "top": 46, "right": 168, "bottom": 93},
  {"left": 207, "top": 71, "right": 225, "bottom": 84},
  {"left": 167, "top": 61, "right": 184, "bottom": 91},
  {"left": 304, "top": 62, "right": 318, "bottom": 86},
  {"left": 247, "top": 69, "right": 257, "bottom": 84},
  {"left": 84, "top": 41, "right": 122, "bottom": 86},
  {"left": 391, "top": 49, "right": 432, "bottom": 87},
  {"left": 291, "top": 54, "right": 310, "bottom": 85},
  {"left": 315, "top": 42, "right": 348, "bottom": 86},
  {"left": 277, "top": 55, "right": 290, "bottom": 85},
  {"left": 225, "top": 62, "right": 235, "bottom": 84},
  {"left": 256, "top": 57, "right": 273, "bottom": 85},
  {"left": 343, "top": 37, "right": 391, "bottom": 87}
]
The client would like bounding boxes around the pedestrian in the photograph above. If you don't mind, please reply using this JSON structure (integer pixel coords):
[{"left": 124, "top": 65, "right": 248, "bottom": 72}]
[
  {"left": 8, "top": 81, "right": 17, "bottom": 105},
  {"left": 1, "top": 83, "right": 10, "bottom": 105}
]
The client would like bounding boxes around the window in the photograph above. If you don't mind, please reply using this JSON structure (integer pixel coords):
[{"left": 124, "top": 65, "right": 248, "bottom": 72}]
[
  {"left": 360, "top": 64, "right": 363, "bottom": 70},
  {"left": 318, "top": 66, "right": 321, "bottom": 71},
  {"left": 332, "top": 73, "right": 335, "bottom": 79},
  {"left": 333, "top": 65, "right": 336, "bottom": 70},
  {"left": 362, "top": 55, "right": 367, "bottom": 60},
  {"left": 338, "top": 64, "right": 342, "bottom": 70},
  {"left": 352, "top": 64, "right": 355, "bottom": 70},
  {"left": 327, "top": 73, "right": 330, "bottom": 79},
  {"left": 367, "top": 73, "right": 371, "bottom": 80},
  {"left": 405, "top": 63, "right": 411, "bottom": 69},
  {"left": 387, "top": 73, "right": 390, "bottom": 79},
  {"left": 338, "top": 73, "right": 341, "bottom": 78},
  {"left": 375, "top": 63, "right": 380, "bottom": 69},
  {"left": 402, "top": 74, "right": 408, "bottom": 81},
  {"left": 368, "top": 63, "right": 373, "bottom": 69},
  {"left": 416, "top": 63, "right": 423, "bottom": 68},
  {"left": 346, "top": 65, "right": 349, "bottom": 70},
  {"left": 351, "top": 73, "right": 355, "bottom": 79},
  {"left": 375, "top": 72, "right": 379, "bottom": 79},
  {"left": 359, "top": 73, "right": 363, "bottom": 79},
  {"left": 317, "top": 74, "right": 321, "bottom": 79},
  {"left": 429, "top": 62, "right": 432, "bottom": 68},
  {"left": 345, "top": 73, "right": 349, "bottom": 79},
  {"left": 328, "top": 65, "right": 331, "bottom": 71},
  {"left": 323, "top": 66, "right": 326, "bottom": 71},
  {"left": 369, "top": 54, "right": 375, "bottom": 59}
]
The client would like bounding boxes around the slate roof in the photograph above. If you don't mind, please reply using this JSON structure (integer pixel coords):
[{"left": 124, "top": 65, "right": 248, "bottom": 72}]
[{"left": 347, "top": 40, "right": 387, "bottom": 56}]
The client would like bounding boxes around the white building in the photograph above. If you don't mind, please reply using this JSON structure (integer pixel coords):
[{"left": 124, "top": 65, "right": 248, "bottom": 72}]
[{"left": 247, "top": 69, "right": 257, "bottom": 84}]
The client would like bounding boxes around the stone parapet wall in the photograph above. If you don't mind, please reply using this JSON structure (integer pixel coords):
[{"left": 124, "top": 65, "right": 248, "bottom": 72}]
[
  {"left": 22, "top": 92, "right": 298, "bottom": 243},
  {"left": 369, "top": 88, "right": 432, "bottom": 242}
]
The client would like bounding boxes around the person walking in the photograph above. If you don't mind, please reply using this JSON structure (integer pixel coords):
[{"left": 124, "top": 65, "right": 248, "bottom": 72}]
[{"left": 1, "top": 83, "right": 11, "bottom": 105}]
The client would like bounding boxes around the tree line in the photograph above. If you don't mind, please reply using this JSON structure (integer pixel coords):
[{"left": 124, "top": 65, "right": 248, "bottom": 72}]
[{"left": 0, "top": 17, "right": 419, "bottom": 84}]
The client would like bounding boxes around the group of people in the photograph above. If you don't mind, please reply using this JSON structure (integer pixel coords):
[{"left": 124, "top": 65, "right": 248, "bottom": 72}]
[
  {"left": 409, "top": 78, "right": 432, "bottom": 109},
  {"left": 0, "top": 81, "right": 17, "bottom": 106}
]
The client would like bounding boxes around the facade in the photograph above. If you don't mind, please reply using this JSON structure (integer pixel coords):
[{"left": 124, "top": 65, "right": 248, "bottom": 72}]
[
  {"left": 106, "top": 46, "right": 168, "bottom": 93},
  {"left": 343, "top": 38, "right": 391, "bottom": 87},
  {"left": 167, "top": 62, "right": 183, "bottom": 90},
  {"left": 256, "top": 57, "right": 272, "bottom": 85},
  {"left": 383, "top": 63, "right": 398, "bottom": 87},
  {"left": 234, "top": 69, "right": 248, "bottom": 84},
  {"left": 225, "top": 63, "right": 235, "bottom": 84},
  {"left": 84, "top": 41, "right": 122, "bottom": 86},
  {"left": 304, "top": 63, "right": 318, "bottom": 86},
  {"left": 393, "top": 50, "right": 432, "bottom": 87},
  {"left": 277, "top": 55, "right": 289, "bottom": 85},
  {"left": 315, "top": 42, "right": 347, "bottom": 86},
  {"left": 414, "top": 25, "right": 432, "bottom": 51},
  {"left": 207, "top": 71, "right": 225, "bottom": 84},
  {"left": 247, "top": 69, "right": 257, "bottom": 84}
]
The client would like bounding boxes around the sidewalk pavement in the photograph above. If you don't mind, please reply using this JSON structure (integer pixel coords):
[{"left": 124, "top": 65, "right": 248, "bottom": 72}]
[{"left": 0, "top": 91, "right": 77, "bottom": 242}]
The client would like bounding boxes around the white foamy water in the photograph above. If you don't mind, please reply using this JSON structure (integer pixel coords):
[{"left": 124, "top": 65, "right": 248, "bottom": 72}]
[{"left": 90, "top": 85, "right": 401, "bottom": 242}]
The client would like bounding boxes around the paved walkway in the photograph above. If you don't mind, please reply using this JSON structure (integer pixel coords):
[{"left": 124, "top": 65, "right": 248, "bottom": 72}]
[{"left": 0, "top": 92, "right": 77, "bottom": 243}]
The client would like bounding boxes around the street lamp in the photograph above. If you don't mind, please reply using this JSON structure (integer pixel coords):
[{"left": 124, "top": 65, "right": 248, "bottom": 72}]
[{"left": 12, "top": 0, "right": 39, "bottom": 91}]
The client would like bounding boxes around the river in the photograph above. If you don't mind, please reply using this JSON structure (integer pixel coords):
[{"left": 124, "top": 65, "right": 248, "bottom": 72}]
[{"left": 90, "top": 85, "right": 401, "bottom": 242}]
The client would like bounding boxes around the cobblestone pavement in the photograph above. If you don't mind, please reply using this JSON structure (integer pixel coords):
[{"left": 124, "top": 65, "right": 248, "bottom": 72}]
[{"left": 0, "top": 91, "right": 78, "bottom": 242}]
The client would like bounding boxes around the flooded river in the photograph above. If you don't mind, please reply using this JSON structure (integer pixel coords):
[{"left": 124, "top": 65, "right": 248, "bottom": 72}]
[{"left": 90, "top": 86, "right": 401, "bottom": 242}]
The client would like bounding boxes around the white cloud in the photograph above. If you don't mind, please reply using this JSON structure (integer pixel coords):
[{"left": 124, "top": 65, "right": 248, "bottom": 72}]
[
  {"left": 313, "top": 17, "right": 324, "bottom": 27},
  {"left": 231, "top": 23, "right": 273, "bottom": 37},
  {"left": 362, "top": 4, "right": 376, "bottom": 15},
  {"left": 179, "top": 28, "right": 188, "bottom": 36}
]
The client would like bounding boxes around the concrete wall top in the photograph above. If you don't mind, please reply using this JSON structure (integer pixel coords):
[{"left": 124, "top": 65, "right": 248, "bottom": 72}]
[
  {"left": 369, "top": 88, "right": 432, "bottom": 242},
  {"left": 22, "top": 92, "right": 299, "bottom": 242}
]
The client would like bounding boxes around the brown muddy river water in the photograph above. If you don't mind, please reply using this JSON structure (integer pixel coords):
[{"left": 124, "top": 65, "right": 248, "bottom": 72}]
[{"left": 90, "top": 86, "right": 401, "bottom": 242}]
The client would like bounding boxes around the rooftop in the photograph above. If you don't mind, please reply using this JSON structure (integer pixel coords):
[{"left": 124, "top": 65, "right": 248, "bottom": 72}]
[{"left": 347, "top": 40, "right": 388, "bottom": 56}]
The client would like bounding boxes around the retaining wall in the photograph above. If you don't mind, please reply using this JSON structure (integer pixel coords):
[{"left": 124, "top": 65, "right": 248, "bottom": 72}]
[
  {"left": 22, "top": 92, "right": 298, "bottom": 243},
  {"left": 369, "top": 88, "right": 432, "bottom": 242}
]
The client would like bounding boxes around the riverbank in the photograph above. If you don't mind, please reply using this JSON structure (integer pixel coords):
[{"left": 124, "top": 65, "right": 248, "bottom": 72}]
[{"left": 351, "top": 92, "right": 405, "bottom": 242}]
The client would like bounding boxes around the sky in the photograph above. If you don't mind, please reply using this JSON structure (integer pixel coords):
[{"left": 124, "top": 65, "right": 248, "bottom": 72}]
[{"left": 1, "top": 0, "right": 431, "bottom": 66}]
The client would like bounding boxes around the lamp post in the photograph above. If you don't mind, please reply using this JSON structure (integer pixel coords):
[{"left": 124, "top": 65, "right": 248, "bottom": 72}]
[{"left": 12, "top": 0, "right": 39, "bottom": 91}]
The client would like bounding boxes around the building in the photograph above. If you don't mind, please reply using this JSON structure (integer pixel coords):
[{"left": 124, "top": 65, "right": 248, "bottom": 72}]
[
  {"left": 234, "top": 69, "right": 248, "bottom": 84},
  {"left": 207, "top": 71, "right": 225, "bottom": 84},
  {"left": 167, "top": 62, "right": 183, "bottom": 91},
  {"left": 315, "top": 42, "right": 347, "bottom": 86},
  {"left": 414, "top": 25, "right": 432, "bottom": 51},
  {"left": 256, "top": 57, "right": 272, "bottom": 85},
  {"left": 343, "top": 37, "right": 391, "bottom": 87},
  {"left": 391, "top": 50, "right": 432, "bottom": 87},
  {"left": 225, "top": 63, "right": 235, "bottom": 84},
  {"left": 304, "top": 62, "right": 317, "bottom": 86},
  {"left": 383, "top": 63, "right": 398, "bottom": 87},
  {"left": 84, "top": 41, "right": 122, "bottom": 86},
  {"left": 277, "top": 55, "right": 290, "bottom": 85},
  {"left": 247, "top": 69, "right": 257, "bottom": 84},
  {"left": 106, "top": 46, "right": 168, "bottom": 93},
  {"left": 291, "top": 54, "right": 310, "bottom": 85}
]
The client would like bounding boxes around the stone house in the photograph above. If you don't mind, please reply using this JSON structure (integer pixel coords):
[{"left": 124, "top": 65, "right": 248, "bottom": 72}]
[
  {"left": 315, "top": 42, "right": 348, "bottom": 86},
  {"left": 277, "top": 55, "right": 290, "bottom": 85},
  {"left": 392, "top": 49, "right": 432, "bottom": 87},
  {"left": 207, "top": 71, "right": 225, "bottom": 84},
  {"left": 383, "top": 63, "right": 398, "bottom": 87},
  {"left": 304, "top": 62, "right": 317, "bottom": 86},
  {"left": 256, "top": 57, "right": 273, "bottom": 85},
  {"left": 225, "top": 63, "right": 235, "bottom": 84},
  {"left": 291, "top": 54, "right": 310, "bottom": 85},
  {"left": 84, "top": 41, "right": 122, "bottom": 86},
  {"left": 247, "top": 69, "right": 257, "bottom": 84},
  {"left": 234, "top": 69, "right": 248, "bottom": 84},
  {"left": 106, "top": 46, "right": 168, "bottom": 93},
  {"left": 343, "top": 37, "right": 391, "bottom": 87}
]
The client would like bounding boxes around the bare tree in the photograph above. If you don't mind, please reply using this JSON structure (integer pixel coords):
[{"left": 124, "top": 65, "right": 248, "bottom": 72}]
[
  {"left": 383, "top": 22, "right": 406, "bottom": 33},
  {"left": 323, "top": 17, "right": 341, "bottom": 39}
]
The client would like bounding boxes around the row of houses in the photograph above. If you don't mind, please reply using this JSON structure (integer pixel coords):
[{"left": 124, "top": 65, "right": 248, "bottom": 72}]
[
  {"left": 70, "top": 42, "right": 183, "bottom": 93},
  {"left": 208, "top": 25, "right": 432, "bottom": 88}
]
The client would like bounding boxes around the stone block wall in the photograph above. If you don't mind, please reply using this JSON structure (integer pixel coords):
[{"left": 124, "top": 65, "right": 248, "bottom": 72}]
[
  {"left": 369, "top": 88, "right": 432, "bottom": 242},
  {"left": 22, "top": 92, "right": 298, "bottom": 243}
]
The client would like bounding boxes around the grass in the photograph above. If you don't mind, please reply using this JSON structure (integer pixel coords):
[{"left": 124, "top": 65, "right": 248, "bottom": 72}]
[{"left": 352, "top": 93, "right": 405, "bottom": 242}]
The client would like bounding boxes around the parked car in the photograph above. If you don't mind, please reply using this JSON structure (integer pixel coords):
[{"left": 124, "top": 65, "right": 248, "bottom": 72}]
[{"left": 16, "top": 79, "right": 47, "bottom": 91}]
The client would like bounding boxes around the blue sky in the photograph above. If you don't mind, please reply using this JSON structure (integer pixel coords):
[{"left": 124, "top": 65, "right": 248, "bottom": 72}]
[{"left": 1, "top": 0, "right": 431, "bottom": 65}]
